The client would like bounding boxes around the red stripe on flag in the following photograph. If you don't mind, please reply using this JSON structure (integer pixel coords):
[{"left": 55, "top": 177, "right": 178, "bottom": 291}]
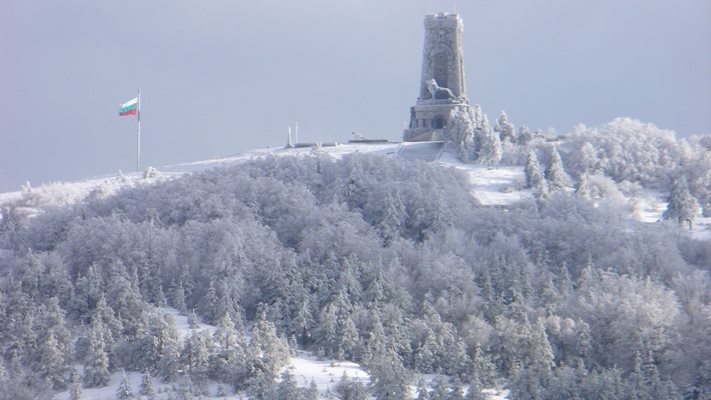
[{"left": 120, "top": 109, "right": 138, "bottom": 116}]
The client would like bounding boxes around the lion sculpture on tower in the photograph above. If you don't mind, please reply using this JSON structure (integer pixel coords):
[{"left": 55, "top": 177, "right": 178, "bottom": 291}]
[{"left": 425, "top": 79, "right": 456, "bottom": 100}]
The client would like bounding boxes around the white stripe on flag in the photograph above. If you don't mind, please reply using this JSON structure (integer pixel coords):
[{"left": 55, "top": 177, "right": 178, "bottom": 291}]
[{"left": 120, "top": 97, "right": 138, "bottom": 108}]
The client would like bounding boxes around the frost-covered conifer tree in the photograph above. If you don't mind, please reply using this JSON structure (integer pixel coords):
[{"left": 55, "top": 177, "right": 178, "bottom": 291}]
[
  {"left": 494, "top": 111, "right": 516, "bottom": 143},
  {"left": 36, "top": 297, "right": 72, "bottom": 389},
  {"left": 91, "top": 294, "right": 123, "bottom": 349},
  {"left": 83, "top": 319, "right": 110, "bottom": 388},
  {"left": 449, "top": 383, "right": 465, "bottom": 400},
  {"left": 529, "top": 318, "right": 555, "bottom": 374},
  {"left": 276, "top": 370, "right": 300, "bottom": 400},
  {"left": 200, "top": 280, "right": 219, "bottom": 324},
  {"left": 116, "top": 369, "right": 132, "bottom": 400},
  {"left": 247, "top": 367, "right": 276, "bottom": 400},
  {"left": 153, "top": 314, "right": 181, "bottom": 382},
  {"left": 465, "top": 371, "right": 486, "bottom": 400},
  {"left": 545, "top": 146, "right": 570, "bottom": 192},
  {"left": 525, "top": 150, "right": 543, "bottom": 189},
  {"left": 38, "top": 331, "right": 67, "bottom": 390},
  {"left": 338, "top": 312, "right": 360, "bottom": 361},
  {"left": 578, "top": 141, "right": 598, "bottom": 174},
  {"left": 370, "top": 345, "right": 411, "bottom": 400},
  {"left": 334, "top": 371, "right": 368, "bottom": 400},
  {"left": 429, "top": 377, "right": 449, "bottom": 400},
  {"left": 73, "top": 264, "right": 103, "bottom": 321},
  {"left": 317, "top": 303, "right": 338, "bottom": 358},
  {"left": 663, "top": 176, "right": 700, "bottom": 229},
  {"left": 445, "top": 107, "right": 475, "bottom": 163},
  {"left": 415, "top": 379, "right": 429, "bottom": 400},
  {"left": 140, "top": 368, "right": 156, "bottom": 397},
  {"left": 471, "top": 344, "right": 496, "bottom": 387},
  {"left": 69, "top": 368, "right": 81, "bottom": 400},
  {"left": 575, "top": 172, "right": 591, "bottom": 199},
  {"left": 106, "top": 260, "right": 146, "bottom": 337},
  {"left": 168, "top": 279, "right": 187, "bottom": 312},
  {"left": 414, "top": 331, "right": 438, "bottom": 374},
  {"left": 475, "top": 115, "right": 502, "bottom": 166},
  {"left": 518, "top": 126, "right": 533, "bottom": 145},
  {"left": 211, "top": 312, "right": 248, "bottom": 385},
  {"left": 250, "top": 309, "right": 289, "bottom": 376},
  {"left": 180, "top": 328, "right": 212, "bottom": 390},
  {"left": 303, "top": 379, "right": 319, "bottom": 400}
]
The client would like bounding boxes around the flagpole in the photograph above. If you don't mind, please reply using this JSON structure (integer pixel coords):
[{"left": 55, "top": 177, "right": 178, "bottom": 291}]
[{"left": 137, "top": 88, "right": 141, "bottom": 172}]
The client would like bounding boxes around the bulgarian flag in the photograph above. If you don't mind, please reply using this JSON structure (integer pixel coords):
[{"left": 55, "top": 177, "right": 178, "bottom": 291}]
[{"left": 119, "top": 97, "right": 139, "bottom": 116}]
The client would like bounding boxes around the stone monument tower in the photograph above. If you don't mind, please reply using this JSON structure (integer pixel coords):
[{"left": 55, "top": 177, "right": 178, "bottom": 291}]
[{"left": 403, "top": 13, "right": 469, "bottom": 142}]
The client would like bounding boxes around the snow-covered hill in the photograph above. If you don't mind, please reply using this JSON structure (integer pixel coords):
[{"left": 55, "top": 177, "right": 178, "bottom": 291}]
[
  {"left": 3, "top": 141, "right": 709, "bottom": 239},
  {"left": 3, "top": 137, "right": 710, "bottom": 400}
]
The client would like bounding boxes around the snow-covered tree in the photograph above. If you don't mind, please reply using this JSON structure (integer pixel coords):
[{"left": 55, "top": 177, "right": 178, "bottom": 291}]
[
  {"left": 449, "top": 383, "right": 464, "bottom": 400},
  {"left": 525, "top": 150, "right": 548, "bottom": 199},
  {"left": 369, "top": 343, "right": 411, "bottom": 400},
  {"left": 518, "top": 125, "right": 533, "bottom": 144},
  {"left": 276, "top": 370, "right": 300, "bottom": 400},
  {"left": 37, "top": 331, "right": 67, "bottom": 389},
  {"left": 429, "top": 377, "right": 449, "bottom": 400},
  {"left": 525, "top": 150, "right": 543, "bottom": 189},
  {"left": 200, "top": 280, "right": 219, "bottom": 324},
  {"left": 465, "top": 375, "right": 486, "bottom": 400},
  {"left": 247, "top": 367, "right": 276, "bottom": 400},
  {"left": 494, "top": 111, "right": 516, "bottom": 143},
  {"left": 415, "top": 379, "right": 429, "bottom": 400},
  {"left": 577, "top": 141, "right": 598, "bottom": 174},
  {"left": 445, "top": 107, "right": 475, "bottom": 163},
  {"left": 139, "top": 368, "right": 156, "bottom": 398},
  {"left": 575, "top": 172, "right": 591, "bottom": 199},
  {"left": 250, "top": 310, "right": 289, "bottom": 376},
  {"left": 69, "top": 368, "right": 81, "bottom": 400},
  {"left": 150, "top": 313, "right": 181, "bottom": 382},
  {"left": 83, "top": 319, "right": 110, "bottom": 388},
  {"left": 545, "top": 146, "right": 570, "bottom": 192},
  {"left": 334, "top": 371, "right": 368, "bottom": 400},
  {"left": 475, "top": 114, "right": 502, "bottom": 166},
  {"left": 180, "top": 328, "right": 212, "bottom": 390},
  {"left": 663, "top": 175, "right": 700, "bottom": 229},
  {"left": 211, "top": 312, "right": 248, "bottom": 385},
  {"left": 303, "top": 379, "right": 319, "bottom": 400},
  {"left": 115, "top": 369, "right": 132, "bottom": 400}
]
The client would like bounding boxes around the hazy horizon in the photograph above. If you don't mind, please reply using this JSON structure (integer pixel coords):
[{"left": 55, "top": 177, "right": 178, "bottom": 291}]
[{"left": 2, "top": 0, "right": 709, "bottom": 192}]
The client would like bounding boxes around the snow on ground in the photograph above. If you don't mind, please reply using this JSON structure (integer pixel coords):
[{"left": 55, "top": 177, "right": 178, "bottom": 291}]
[
  {"left": 286, "top": 352, "right": 370, "bottom": 396},
  {"left": 484, "top": 389, "right": 510, "bottom": 400},
  {"left": 161, "top": 307, "right": 218, "bottom": 341},
  {"left": 460, "top": 165, "right": 528, "bottom": 206},
  {"left": 54, "top": 369, "right": 145, "bottom": 400},
  {"left": 691, "top": 217, "right": 711, "bottom": 240},
  {"left": 436, "top": 151, "right": 529, "bottom": 206},
  {"left": 633, "top": 190, "right": 667, "bottom": 223}
]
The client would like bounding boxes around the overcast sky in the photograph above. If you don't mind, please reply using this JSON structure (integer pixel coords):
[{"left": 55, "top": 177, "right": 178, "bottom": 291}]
[{"left": 2, "top": 0, "right": 710, "bottom": 192}]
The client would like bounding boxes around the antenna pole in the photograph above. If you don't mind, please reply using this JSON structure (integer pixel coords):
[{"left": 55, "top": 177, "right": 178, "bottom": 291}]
[{"left": 137, "top": 88, "right": 141, "bottom": 172}]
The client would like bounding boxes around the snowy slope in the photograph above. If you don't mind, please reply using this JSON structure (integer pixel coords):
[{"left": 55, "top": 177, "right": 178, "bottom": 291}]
[{"left": 3, "top": 142, "right": 709, "bottom": 238}]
